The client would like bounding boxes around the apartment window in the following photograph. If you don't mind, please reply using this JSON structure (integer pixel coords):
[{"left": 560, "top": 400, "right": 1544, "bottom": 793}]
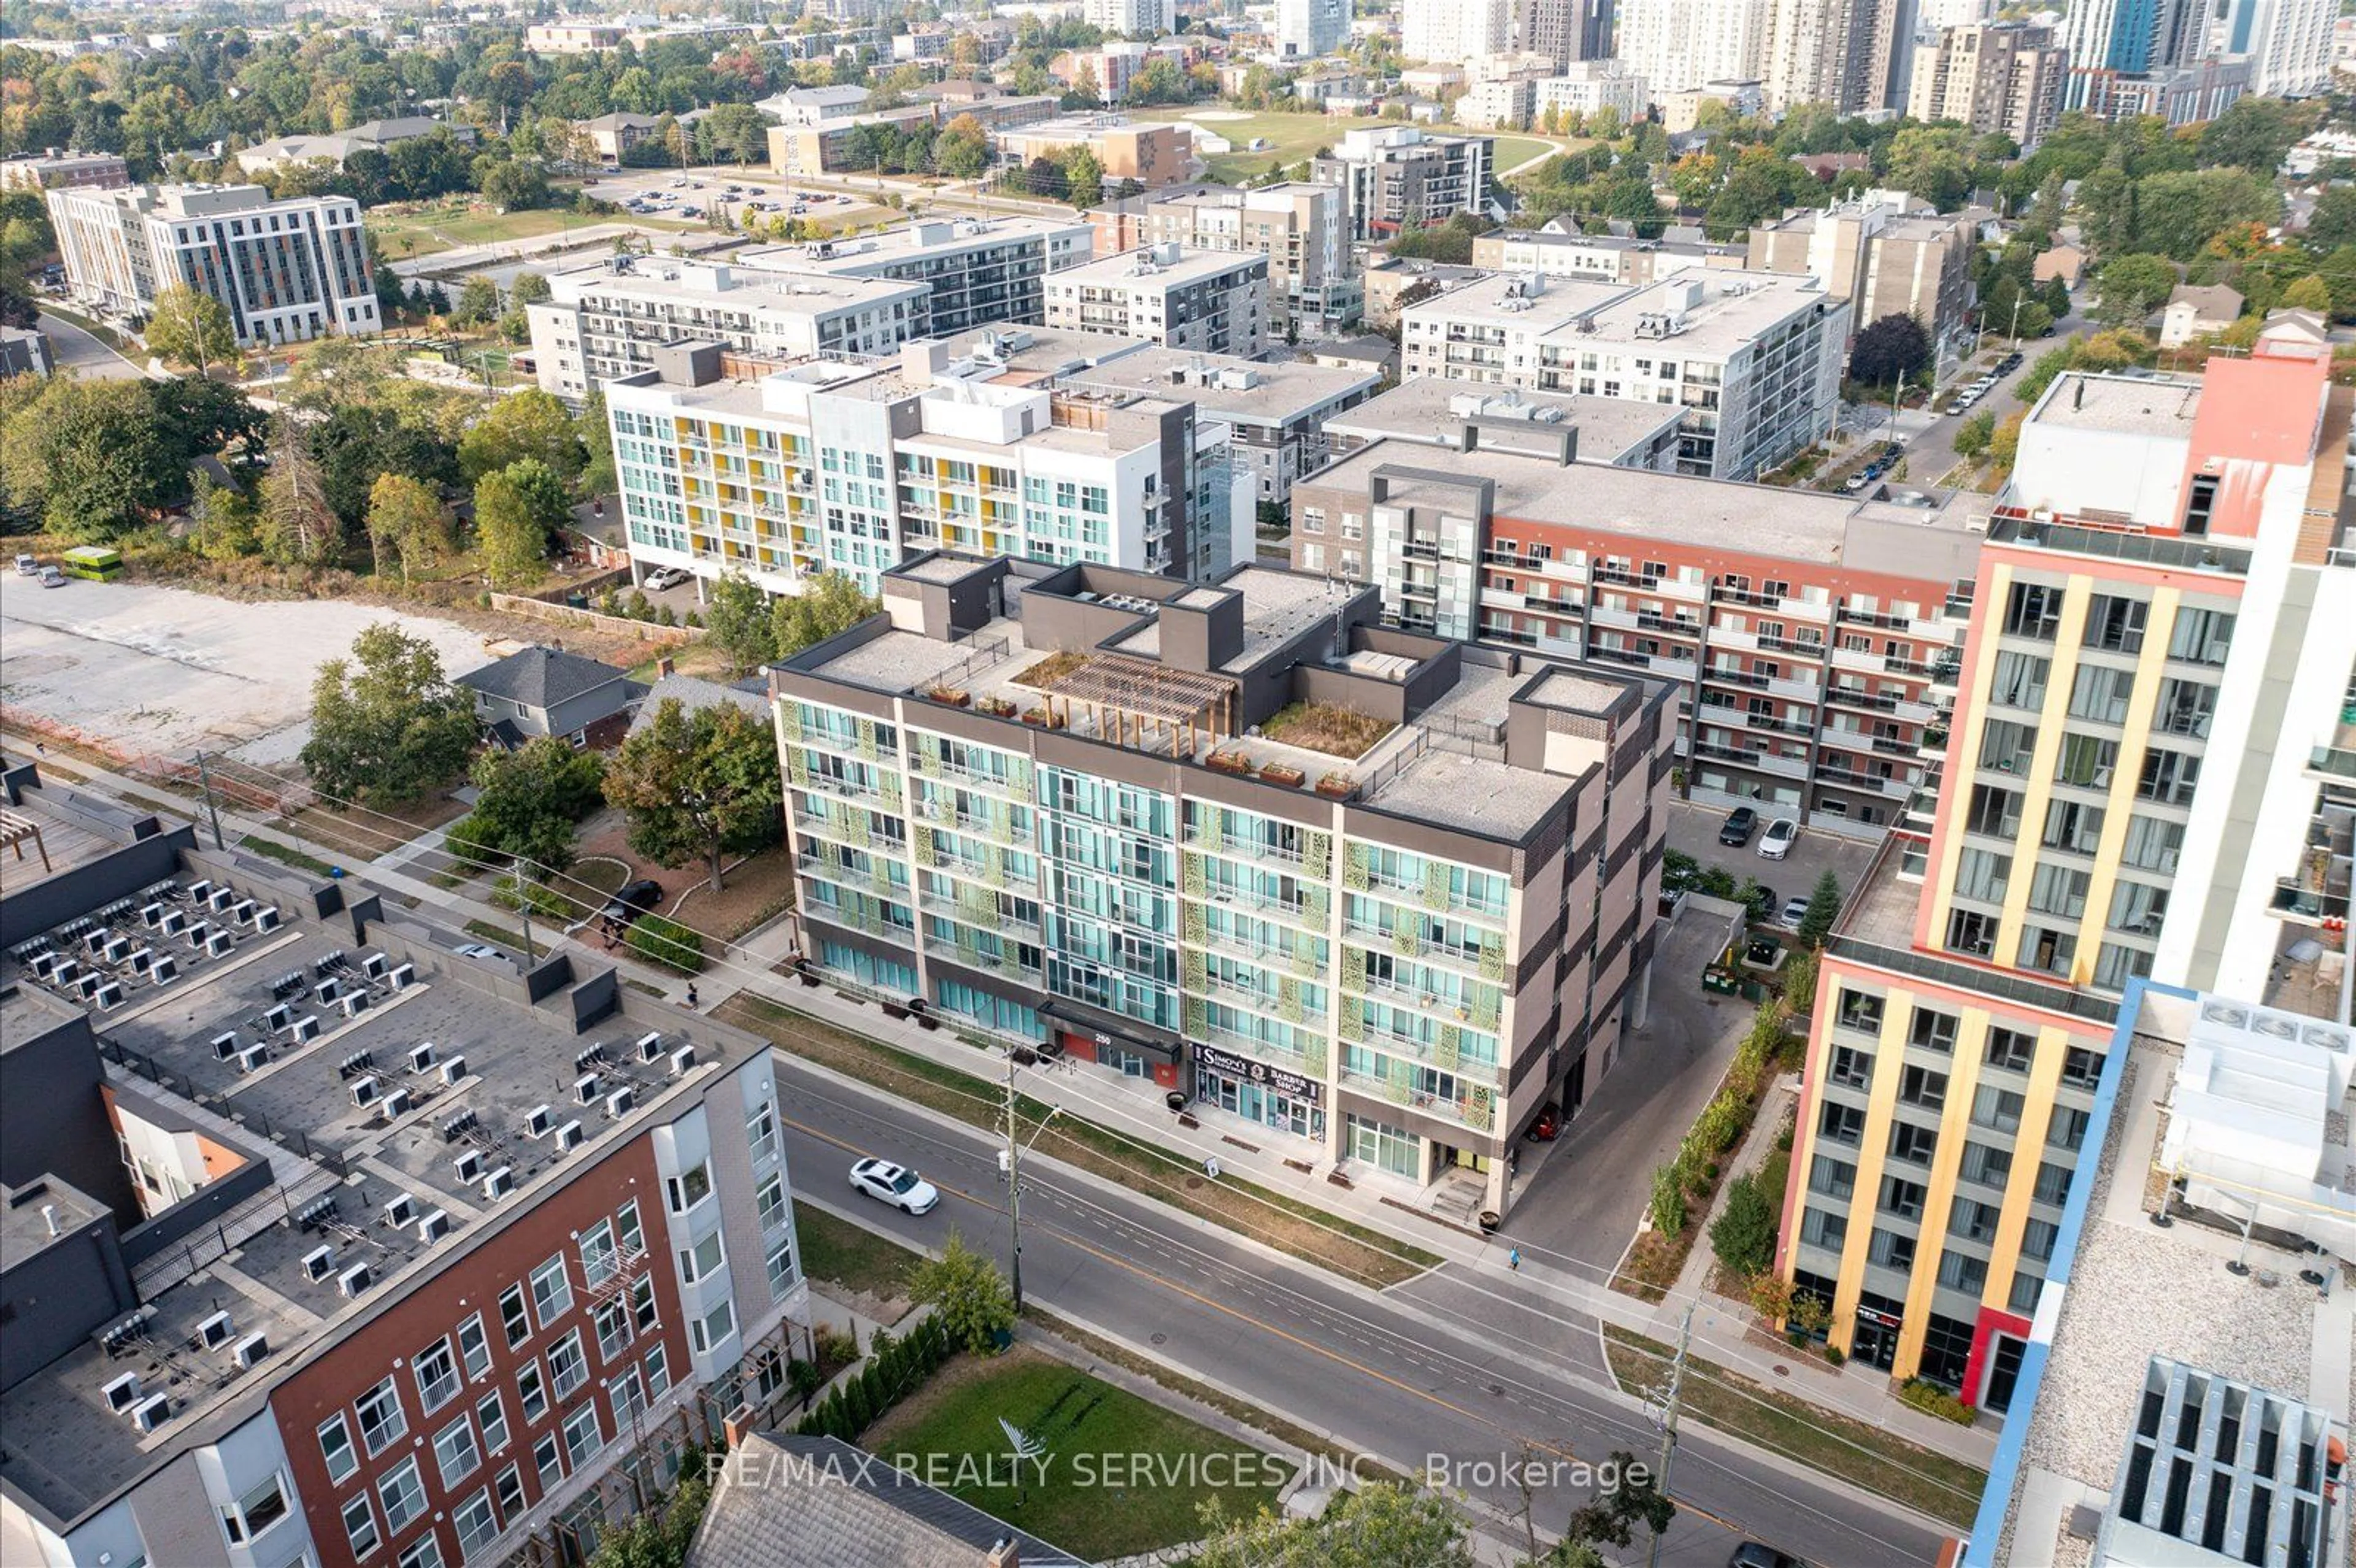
[
  {"left": 2019, "top": 923, "right": 2077, "bottom": 977},
  {"left": 2096, "top": 940, "right": 2155, "bottom": 991},
  {"left": 2053, "top": 731, "right": 2119, "bottom": 788},
  {"left": 2138, "top": 748, "right": 2201, "bottom": 807},
  {"left": 2009, "top": 1269, "right": 2046, "bottom": 1315},
  {"left": 646, "top": 1342, "right": 672, "bottom": 1398},
  {"left": 2044, "top": 799, "right": 2106, "bottom": 855},
  {"left": 747, "top": 1103, "right": 779, "bottom": 1165},
  {"left": 456, "top": 1313, "right": 491, "bottom": 1380},
  {"left": 1799, "top": 1205, "right": 1848, "bottom": 1250},
  {"left": 2027, "top": 863, "right": 2091, "bottom": 920},
  {"left": 1888, "top": 1120, "right": 1940, "bottom": 1167},
  {"left": 579, "top": 1220, "right": 618, "bottom": 1288},
  {"left": 477, "top": 1388, "right": 510, "bottom": 1455},
  {"left": 2023, "top": 1218, "right": 2061, "bottom": 1263},
  {"left": 378, "top": 1457, "right": 427, "bottom": 1534},
  {"left": 562, "top": 1402, "right": 606, "bottom": 1469},
  {"left": 2182, "top": 473, "right": 2219, "bottom": 535},
  {"left": 1881, "top": 1175, "right": 1927, "bottom": 1221},
  {"left": 1836, "top": 990, "right": 1884, "bottom": 1033},
  {"left": 1984, "top": 1028, "right": 2036, "bottom": 1072},
  {"left": 2061, "top": 1047, "right": 2104, "bottom": 1088},
  {"left": 2049, "top": 1106, "right": 2093, "bottom": 1151},
  {"left": 2001, "top": 582, "right": 2065, "bottom": 640},
  {"left": 495, "top": 1464, "right": 525, "bottom": 1521},
  {"left": 2166, "top": 607, "right": 2234, "bottom": 666},
  {"left": 668, "top": 1162, "right": 714, "bottom": 1213},
  {"left": 319, "top": 1413, "right": 358, "bottom": 1484},
  {"left": 517, "top": 1360, "right": 549, "bottom": 1424},
  {"left": 356, "top": 1376, "right": 407, "bottom": 1456},
  {"left": 1966, "top": 783, "right": 2023, "bottom": 838},
  {"left": 1868, "top": 1228, "right": 1916, "bottom": 1269},
  {"left": 1936, "top": 1252, "right": 1988, "bottom": 1295},
  {"left": 1949, "top": 1196, "right": 1998, "bottom": 1242},
  {"left": 1945, "top": 905, "right": 2001, "bottom": 958},
  {"left": 1808, "top": 1155, "right": 1856, "bottom": 1200},
  {"left": 2082, "top": 593, "right": 2148, "bottom": 653},
  {"left": 596, "top": 1297, "right": 633, "bottom": 1364},
  {"left": 1299, "top": 506, "right": 1325, "bottom": 534},
  {"left": 1819, "top": 1100, "right": 1866, "bottom": 1147},
  {"left": 453, "top": 1490, "right": 499, "bottom": 1561},
  {"left": 679, "top": 1228, "right": 726, "bottom": 1285},
  {"left": 1973, "top": 1084, "right": 2027, "bottom": 1132},
  {"left": 756, "top": 1171, "right": 787, "bottom": 1232},
  {"left": 629, "top": 1274, "right": 660, "bottom": 1335},
  {"left": 549, "top": 1331, "right": 588, "bottom": 1401},
  {"left": 766, "top": 1232, "right": 797, "bottom": 1296},
  {"left": 499, "top": 1283, "right": 531, "bottom": 1349},
  {"left": 1909, "top": 1009, "right": 1959, "bottom": 1055},
  {"left": 218, "top": 1472, "right": 291, "bottom": 1545},
  {"left": 1898, "top": 1064, "right": 1949, "bottom": 1111},
  {"left": 1953, "top": 846, "right": 2012, "bottom": 905},
  {"left": 534, "top": 1431, "right": 564, "bottom": 1489},
  {"left": 1961, "top": 1141, "right": 2014, "bottom": 1188},
  {"left": 691, "top": 1299, "right": 736, "bottom": 1355},
  {"left": 1990, "top": 650, "right": 2049, "bottom": 710},
  {"left": 609, "top": 1368, "right": 648, "bottom": 1428},
  {"left": 1979, "top": 718, "right": 2036, "bottom": 775},
  {"left": 434, "top": 1413, "right": 482, "bottom": 1488},
  {"left": 1830, "top": 1045, "right": 1873, "bottom": 1089},
  {"left": 530, "top": 1255, "right": 573, "bottom": 1326},
  {"left": 2034, "top": 1160, "right": 2074, "bottom": 1205},
  {"left": 1341, "top": 511, "right": 1364, "bottom": 540},
  {"left": 343, "top": 1494, "right": 380, "bottom": 1560}
]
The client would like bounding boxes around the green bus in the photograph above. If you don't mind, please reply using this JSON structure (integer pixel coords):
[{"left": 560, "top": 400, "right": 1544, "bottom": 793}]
[{"left": 59, "top": 545, "right": 123, "bottom": 582}]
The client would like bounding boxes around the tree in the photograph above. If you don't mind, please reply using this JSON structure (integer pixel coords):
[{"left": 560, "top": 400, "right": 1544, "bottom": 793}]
[
  {"left": 146, "top": 284, "right": 237, "bottom": 375},
  {"left": 2092, "top": 252, "right": 2177, "bottom": 325},
  {"left": 935, "top": 113, "right": 990, "bottom": 179},
  {"left": 300, "top": 623, "right": 479, "bottom": 808},
  {"left": 905, "top": 1229, "right": 1015, "bottom": 1355},
  {"left": 0, "top": 377, "right": 184, "bottom": 541},
  {"left": 1709, "top": 1171, "right": 1776, "bottom": 1277},
  {"left": 258, "top": 416, "right": 341, "bottom": 564},
  {"left": 452, "top": 274, "right": 502, "bottom": 326},
  {"left": 773, "top": 571, "right": 881, "bottom": 657},
  {"left": 472, "top": 468, "right": 550, "bottom": 588},
  {"left": 366, "top": 472, "right": 448, "bottom": 585},
  {"left": 1064, "top": 145, "right": 1103, "bottom": 210},
  {"left": 1193, "top": 1484, "right": 1478, "bottom": 1568},
  {"left": 1848, "top": 312, "right": 1930, "bottom": 390},
  {"left": 601, "top": 697, "right": 785, "bottom": 890},
  {"left": 509, "top": 270, "right": 553, "bottom": 307},
  {"left": 2281, "top": 275, "right": 2333, "bottom": 314},
  {"left": 1796, "top": 868, "right": 1842, "bottom": 948},
  {"left": 577, "top": 390, "right": 618, "bottom": 497},
  {"left": 460, "top": 386, "right": 587, "bottom": 481},
  {"left": 705, "top": 571, "right": 779, "bottom": 675},
  {"left": 1952, "top": 410, "right": 1996, "bottom": 459},
  {"left": 458, "top": 736, "right": 605, "bottom": 873},
  {"left": 2307, "top": 184, "right": 2356, "bottom": 253},
  {"left": 1562, "top": 1451, "right": 1676, "bottom": 1557},
  {"left": 501, "top": 455, "right": 574, "bottom": 538}
]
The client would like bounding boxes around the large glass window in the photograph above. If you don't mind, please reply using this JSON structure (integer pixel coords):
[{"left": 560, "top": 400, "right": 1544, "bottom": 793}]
[{"left": 356, "top": 1376, "right": 407, "bottom": 1456}]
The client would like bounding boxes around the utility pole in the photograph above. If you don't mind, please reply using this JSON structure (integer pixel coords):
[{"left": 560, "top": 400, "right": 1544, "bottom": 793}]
[
  {"left": 193, "top": 751, "right": 226, "bottom": 850},
  {"left": 1004, "top": 1056, "right": 1025, "bottom": 1312},
  {"left": 1647, "top": 1303, "right": 1695, "bottom": 1568}
]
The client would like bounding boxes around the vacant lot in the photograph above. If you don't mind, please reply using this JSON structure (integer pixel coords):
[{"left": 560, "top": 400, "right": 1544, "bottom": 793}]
[
  {"left": 1199, "top": 111, "right": 1390, "bottom": 182},
  {"left": 368, "top": 201, "right": 693, "bottom": 259},
  {"left": 0, "top": 575, "right": 490, "bottom": 767}
]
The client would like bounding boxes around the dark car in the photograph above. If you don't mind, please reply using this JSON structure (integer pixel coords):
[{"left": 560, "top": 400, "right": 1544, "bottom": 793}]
[
  {"left": 600, "top": 879, "right": 663, "bottom": 928},
  {"left": 1719, "top": 807, "right": 1758, "bottom": 847},
  {"left": 1729, "top": 1543, "right": 1809, "bottom": 1568}
]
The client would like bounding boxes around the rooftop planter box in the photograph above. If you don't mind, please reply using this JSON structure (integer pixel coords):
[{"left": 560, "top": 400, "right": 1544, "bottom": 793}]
[
  {"left": 977, "top": 696, "right": 1019, "bottom": 718},
  {"left": 1316, "top": 772, "right": 1358, "bottom": 800},
  {"left": 1261, "top": 699, "right": 1396, "bottom": 760},
  {"left": 1207, "top": 748, "right": 1254, "bottom": 776},
  {"left": 1020, "top": 707, "right": 1066, "bottom": 729},
  {"left": 928, "top": 687, "right": 971, "bottom": 709},
  {"left": 1260, "top": 761, "right": 1307, "bottom": 788}
]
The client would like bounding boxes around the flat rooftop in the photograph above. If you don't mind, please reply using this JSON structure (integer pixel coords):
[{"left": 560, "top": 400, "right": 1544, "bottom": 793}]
[
  {"left": 941, "top": 322, "right": 1150, "bottom": 380},
  {"left": 737, "top": 214, "right": 1089, "bottom": 272},
  {"left": 550, "top": 258, "right": 924, "bottom": 314},
  {"left": 1050, "top": 246, "right": 1265, "bottom": 290},
  {"left": 0, "top": 778, "right": 145, "bottom": 893},
  {"left": 1304, "top": 439, "right": 1985, "bottom": 576},
  {"left": 1325, "top": 380, "right": 1683, "bottom": 461},
  {"left": 1064, "top": 347, "right": 1379, "bottom": 423},
  {"left": 2035, "top": 372, "right": 2203, "bottom": 436},
  {"left": 1409, "top": 267, "right": 1833, "bottom": 355}
]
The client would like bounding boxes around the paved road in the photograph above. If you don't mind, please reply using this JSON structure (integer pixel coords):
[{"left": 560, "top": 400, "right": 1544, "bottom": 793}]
[
  {"left": 39, "top": 310, "right": 146, "bottom": 379},
  {"left": 771, "top": 1050, "right": 1952, "bottom": 1568},
  {"left": 1899, "top": 310, "right": 2085, "bottom": 488}
]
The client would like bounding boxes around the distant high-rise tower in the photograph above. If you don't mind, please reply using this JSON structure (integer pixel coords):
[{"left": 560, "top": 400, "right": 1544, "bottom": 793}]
[
  {"left": 1277, "top": 0, "right": 1352, "bottom": 58},
  {"left": 1612, "top": 0, "right": 1769, "bottom": 96},
  {"left": 1401, "top": 0, "right": 1512, "bottom": 61},
  {"left": 2060, "top": 0, "right": 2211, "bottom": 107},
  {"left": 1519, "top": 0, "right": 1611, "bottom": 67},
  {"left": 2220, "top": 0, "right": 2335, "bottom": 97}
]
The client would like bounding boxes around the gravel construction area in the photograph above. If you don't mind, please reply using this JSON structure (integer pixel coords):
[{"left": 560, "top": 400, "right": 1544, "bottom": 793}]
[{"left": 0, "top": 574, "right": 491, "bottom": 767}]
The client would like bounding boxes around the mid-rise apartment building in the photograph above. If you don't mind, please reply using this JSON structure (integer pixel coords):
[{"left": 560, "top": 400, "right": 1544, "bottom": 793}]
[
  {"left": 1777, "top": 332, "right": 2355, "bottom": 1390},
  {"left": 1042, "top": 245, "right": 1271, "bottom": 358},
  {"left": 1613, "top": 0, "right": 1769, "bottom": 99},
  {"left": 1085, "top": 0, "right": 1176, "bottom": 33},
  {"left": 772, "top": 555, "right": 1675, "bottom": 1216},
  {"left": 1905, "top": 22, "right": 2069, "bottom": 149},
  {"left": 0, "top": 150, "right": 128, "bottom": 192},
  {"left": 998, "top": 117, "right": 1201, "bottom": 189},
  {"left": 1311, "top": 126, "right": 1494, "bottom": 240},
  {"left": 1290, "top": 423, "right": 1978, "bottom": 829},
  {"left": 1471, "top": 225, "right": 1746, "bottom": 284},
  {"left": 2222, "top": 0, "right": 2336, "bottom": 98},
  {"left": 1066, "top": 347, "right": 1381, "bottom": 505},
  {"left": 1761, "top": 0, "right": 1911, "bottom": 112},
  {"left": 1276, "top": 0, "right": 1352, "bottom": 58},
  {"left": 1746, "top": 193, "right": 1978, "bottom": 350},
  {"left": 1399, "top": 269, "right": 1850, "bottom": 482},
  {"left": 528, "top": 256, "right": 926, "bottom": 401},
  {"left": 1519, "top": 0, "right": 1610, "bottom": 69},
  {"left": 47, "top": 182, "right": 378, "bottom": 346},
  {"left": 605, "top": 339, "right": 1247, "bottom": 599},
  {"left": 0, "top": 809, "right": 807, "bottom": 1568},
  {"left": 1143, "top": 183, "right": 1357, "bottom": 334},
  {"left": 1533, "top": 60, "right": 1649, "bottom": 120},
  {"left": 1401, "top": 0, "right": 1513, "bottom": 61},
  {"left": 741, "top": 217, "right": 1096, "bottom": 340}
]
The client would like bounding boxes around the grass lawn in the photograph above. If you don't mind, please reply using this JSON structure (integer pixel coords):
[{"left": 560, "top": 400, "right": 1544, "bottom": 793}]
[
  {"left": 1491, "top": 134, "right": 1583, "bottom": 171},
  {"left": 368, "top": 201, "right": 693, "bottom": 259},
  {"left": 238, "top": 835, "right": 336, "bottom": 878},
  {"left": 793, "top": 1200, "right": 919, "bottom": 1307},
  {"left": 868, "top": 1345, "right": 1285, "bottom": 1560},
  {"left": 1200, "top": 111, "right": 1389, "bottom": 183},
  {"left": 1604, "top": 1326, "right": 1987, "bottom": 1528}
]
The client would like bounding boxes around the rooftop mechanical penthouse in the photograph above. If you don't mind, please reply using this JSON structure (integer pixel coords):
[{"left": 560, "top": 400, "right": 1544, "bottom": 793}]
[{"left": 769, "top": 555, "right": 1676, "bottom": 1218}]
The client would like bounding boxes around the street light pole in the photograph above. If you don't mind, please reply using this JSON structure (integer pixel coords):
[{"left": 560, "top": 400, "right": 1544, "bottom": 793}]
[
  {"left": 1001, "top": 1054, "right": 1063, "bottom": 1314},
  {"left": 2009, "top": 291, "right": 2024, "bottom": 350},
  {"left": 1646, "top": 1302, "right": 1696, "bottom": 1568}
]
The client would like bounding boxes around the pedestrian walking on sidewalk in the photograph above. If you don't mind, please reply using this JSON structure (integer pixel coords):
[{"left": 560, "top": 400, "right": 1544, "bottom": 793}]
[
  {"left": 1508, "top": 1247, "right": 1521, "bottom": 1271},
  {"left": 685, "top": 983, "right": 699, "bottom": 1009}
]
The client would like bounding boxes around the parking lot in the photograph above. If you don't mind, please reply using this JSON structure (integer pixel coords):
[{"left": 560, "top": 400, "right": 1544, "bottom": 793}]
[
  {"left": 1664, "top": 797, "right": 1879, "bottom": 931},
  {"left": 577, "top": 169, "right": 873, "bottom": 229}
]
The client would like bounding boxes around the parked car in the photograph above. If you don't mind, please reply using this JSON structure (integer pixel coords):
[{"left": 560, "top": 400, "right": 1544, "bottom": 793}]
[
  {"left": 38, "top": 566, "right": 66, "bottom": 588},
  {"left": 642, "top": 566, "right": 690, "bottom": 591},
  {"left": 599, "top": 878, "right": 663, "bottom": 929},
  {"left": 1758, "top": 818, "right": 1800, "bottom": 859},
  {"left": 1729, "top": 1544, "right": 1809, "bottom": 1568},
  {"left": 1525, "top": 1102, "right": 1562, "bottom": 1142},
  {"left": 850, "top": 1157, "right": 940, "bottom": 1215},
  {"left": 453, "top": 942, "right": 504, "bottom": 961},
  {"left": 15, "top": 552, "right": 39, "bottom": 575},
  {"left": 1780, "top": 894, "right": 1811, "bottom": 928},
  {"left": 1719, "top": 807, "right": 1758, "bottom": 847}
]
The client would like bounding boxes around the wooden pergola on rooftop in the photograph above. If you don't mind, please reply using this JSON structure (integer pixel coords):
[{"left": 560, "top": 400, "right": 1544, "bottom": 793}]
[
  {"left": 0, "top": 807, "right": 51, "bottom": 874},
  {"left": 1024, "top": 652, "right": 1238, "bottom": 758}
]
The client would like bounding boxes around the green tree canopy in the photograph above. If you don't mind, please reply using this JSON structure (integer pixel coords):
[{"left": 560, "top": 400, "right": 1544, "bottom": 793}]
[
  {"left": 773, "top": 571, "right": 881, "bottom": 657},
  {"left": 456, "top": 735, "right": 605, "bottom": 873},
  {"left": 472, "top": 467, "right": 550, "bottom": 589},
  {"left": 0, "top": 376, "right": 191, "bottom": 540},
  {"left": 366, "top": 471, "right": 448, "bottom": 584},
  {"left": 601, "top": 696, "right": 785, "bottom": 890},
  {"left": 904, "top": 1229, "right": 1015, "bottom": 1355},
  {"left": 300, "top": 623, "right": 479, "bottom": 808},
  {"left": 452, "top": 274, "right": 502, "bottom": 326},
  {"left": 460, "top": 386, "right": 587, "bottom": 482},
  {"left": 1193, "top": 1483, "right": 1478, "bottom": 1568},
  {"left": 509, "top": 270, "right": 552, "bottom": 306},
  {"left": 145, "top": 283, "right": 238, "bottom": 375},
  {"left": 705, "top": 571, "right": 779, "bottom": 675},
  {"left": 1796, "top": 868, "right": 1844, "bottom": 947}
]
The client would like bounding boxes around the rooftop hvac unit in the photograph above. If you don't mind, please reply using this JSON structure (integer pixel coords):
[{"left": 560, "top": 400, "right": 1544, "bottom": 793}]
[
  {"left": 161, "top": 910, "right": 187, "bottom": 936},
  {"left": 669, "top": 1045, "right": 696, "bottom": 1074},
  {"left": 101, "top": 937, "right": 128, "bottom": 962},
  {"left": 525, "top": 1104, "right": 553, "bottom": 1139},
  {"left": 232, "top": 1333, "right": 268, "bottom": 1369},
  {"left": 637, "top": 1031, "right": 664, "bottom": 1062},
  {"left": 77, "top": 972, "right": 102, "bottom": 999},
  {"left": 574, "top": 1073, "right": 602, "bottom": 1105},
  {"left": 127, "top": 947, "right": 154, "bottom": 975},
  {"left": 264, "top": 1003, "right": 292, "bottom": 1032},
  {"left": 554, "top": 1121, "right": 583, "bottom": 1153},
  {"left": 483, "top": 1166, "right": 514, "bottom": 1201},
  {"left": 102, "top": 1372, "right": 142, "bottom": 1413},
  {"left": 195, "top": 1312, "right": 233, "bottom": 1350},
  {"left": 383, "top": 1194, "right": 417, "bottom": 1228},
  {"left": 141, "top": 902, "right": 164, "bottom": 928},
  {"left": 28, "top": 951, "right": 57, "bottom": 979},
  {"left": 453, "top": 1150, "right": 482, "bottom": 1184},
  {"left": 131, "top": 1394, "right": 171, "bottom": 1433},
  {"left": 605, "top": 1086, "right": 635, "bottom": 1120},
  {"left": 349, "top": 1075, "right": 379, "bottom": 1109},
  {"left": 407, "top": 1043, "right": 437, "bottom": 1074},
  {"left": 187, "top": 879, "right": 214, "bottom": 904},
  {"left": 302, "top": 1245, "right": 334, "bottom": 1282},
  {"left": 207, "top": 887, "right": 234, "bottom": 913},
  {"left": 363, "top": 953, "right": 388, "bottom": 980},
  {"left": 337, "top": 1049, "right": 374, "bottom": 1079},
  {"left": 439, "top": 1056, "right": 468, "bottom": 1086},
  {"left": 315, "top": 978, "right": 341, "bottom": 1005},
  {"left": 210, "top": 1032, "right": 241, "bottom": 1061},
  {"left": 388, "top": 964, "right": 415, "bottom": 990},
  {"left": 148, "top": 956, "right": 177, "bottom": 985},
  {"left": 293, "top": 1015, "right": 320, "bottom": 1043},
  {"left": 85, "top": 929, "right": 111, "bottom": 955},
  {"left": 340, "top": 991, "right": 369, "bottom": 1021},
  {"left": 235, "top": 1045, "right": 269, "bottom": 1074},
  {"left": 206, "top": 931, "right": 234, "bottom": 958},
  {"left": 255, "top": 907, "right": 280, "bottom": 933},
  {"left": 381, "top": 1087, "right": 411, "bottom": 1120},
  {"left": 418, "top": 1210, "right": 450, "bottom": 1244},
  {"left": 94, "top": 982, "right": 124, "bottom": 1010},
  {"left": 337, "top": 1262, "right": 372, "bottom": 1298},
  {"left": 230, "top": 900, "right": 256, "bottom": 925}
]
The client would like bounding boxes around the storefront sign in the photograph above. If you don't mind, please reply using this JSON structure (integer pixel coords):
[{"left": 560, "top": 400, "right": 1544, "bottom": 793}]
[
  {"left": 1855, "top": 1305, "right": 1903, "bottom": 1330},
  {"left": 1195, "top": 1042, "right": 1321, "bottom": 1104}
]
